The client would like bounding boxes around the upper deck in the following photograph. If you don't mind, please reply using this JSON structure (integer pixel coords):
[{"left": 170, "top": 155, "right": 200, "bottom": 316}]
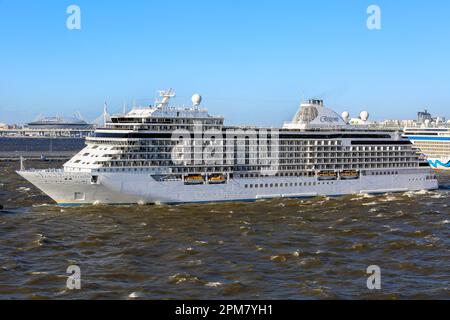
[
  {"left": 93, "top": 93, "right": 399, "bottom": 138},
  {"left": 63, "top": 90, "right": 420, "bottom": 174}
]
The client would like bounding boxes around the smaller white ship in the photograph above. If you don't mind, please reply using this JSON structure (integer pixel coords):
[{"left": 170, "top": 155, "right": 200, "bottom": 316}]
[
  {"left": 403, "top": 110, "right": 450, "bottom": 170},
  {"left": 404, "top": 126, "right": 450, "bottom": 170}
]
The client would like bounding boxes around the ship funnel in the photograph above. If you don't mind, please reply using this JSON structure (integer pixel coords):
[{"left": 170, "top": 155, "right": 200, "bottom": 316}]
[{"left": 308, "top": 99, "right": 324, "bottom": 107}]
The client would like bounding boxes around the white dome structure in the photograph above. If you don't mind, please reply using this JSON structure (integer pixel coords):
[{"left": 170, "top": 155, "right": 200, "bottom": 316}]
[
  {"left": 360, "top": 111, "right": 369, "bottom": 122},
  {"left": 341, "top": 111, "right": 350, "bottom": 123},
  {"left": 192, "top": 94, "right": 202, "bottom": 107}
]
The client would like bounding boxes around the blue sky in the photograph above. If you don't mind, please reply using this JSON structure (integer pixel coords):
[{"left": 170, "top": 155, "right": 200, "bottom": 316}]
[{"left": 1, "top": 0, "right": 449, "bottom": 125}]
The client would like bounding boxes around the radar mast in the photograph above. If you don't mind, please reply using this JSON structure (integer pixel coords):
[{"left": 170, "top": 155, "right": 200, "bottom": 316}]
[{"left": 155, "top": 89, "right": 176, "bottom": 109}]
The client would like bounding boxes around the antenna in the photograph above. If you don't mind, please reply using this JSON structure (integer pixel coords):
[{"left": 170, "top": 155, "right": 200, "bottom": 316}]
[
  {"left": 35, "top": 113, "right": 43, "bottom": 121},
  {"left": 155, "top": 88, "right": 176, "bottom": 109},
  {"left": 75, "top": 111, "right": 85, "bottom": 121},
  {"left": 103, "top": 102, "right": 108, "bottom": 126},
  {"left": 94, "top": 102, "right": 111, "bottom": 127},
  {"left": 20, "top": 156, "right": 25, "bottom": 171}
]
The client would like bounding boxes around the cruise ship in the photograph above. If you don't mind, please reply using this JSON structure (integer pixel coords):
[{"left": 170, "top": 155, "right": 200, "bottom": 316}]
[
  {"left": 17, "top": 89, "right": 438, "bottom": 205},
  {"left": 404, "top": 126, "right": 450, "bottom": 170}
]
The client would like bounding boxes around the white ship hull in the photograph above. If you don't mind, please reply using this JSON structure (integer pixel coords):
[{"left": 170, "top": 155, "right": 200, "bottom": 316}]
[{"left": 17, "top": 169, "right": 438, "bottom": 205}]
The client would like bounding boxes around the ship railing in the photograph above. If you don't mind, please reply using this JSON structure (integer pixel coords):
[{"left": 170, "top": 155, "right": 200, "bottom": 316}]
[
  {"left": 280, "top": 122, "right": 405, "bottom": 132},
  {"left": 19, "top": 168, "right": 64, "bottom": 173}
]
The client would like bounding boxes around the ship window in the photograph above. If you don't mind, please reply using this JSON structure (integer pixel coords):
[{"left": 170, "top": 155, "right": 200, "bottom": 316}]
[{"left": 74, "top": 192, "right": 85, "bottom": 201}]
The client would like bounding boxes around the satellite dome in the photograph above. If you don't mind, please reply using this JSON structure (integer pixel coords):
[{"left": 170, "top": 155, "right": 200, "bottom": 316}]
[
  {"left": 341, "top": 111, "right": 350, "bottom": 122},
  {"left": 192, "top": 94, "right": 202, "bottom": 107},
  {"left": 360, "top": 111, "right": 369, "bottom": 121}
]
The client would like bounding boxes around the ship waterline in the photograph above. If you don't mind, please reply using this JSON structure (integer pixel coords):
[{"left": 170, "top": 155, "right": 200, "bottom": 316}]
[{"left": 17, "top": 90, "right": 439, "bottom": 205}]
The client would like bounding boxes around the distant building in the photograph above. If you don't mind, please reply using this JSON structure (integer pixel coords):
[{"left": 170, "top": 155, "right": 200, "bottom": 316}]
[
  {"left": 25, "top": 116, "right": 93, "bottom": 130},
  {"left": 417, "top": 110, "right": 433, "bottom": 124},
  {"left": 1, "top": 106, "right": 109, "bottom": 138},
  {"left": 416, "top": 109, "right": 446, "bottom": 125},
  {"left": 17, "top": 116, "right": 95, "bottom": 137}
]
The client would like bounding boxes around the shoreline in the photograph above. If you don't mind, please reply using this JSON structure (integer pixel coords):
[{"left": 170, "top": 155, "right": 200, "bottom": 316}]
[{"left": 0, "top": 151, "right": 77, "bottom": 162}]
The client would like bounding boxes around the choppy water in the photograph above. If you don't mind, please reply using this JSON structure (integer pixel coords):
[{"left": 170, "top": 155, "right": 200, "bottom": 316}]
[{"left": 0, "top": 161, "right": 449, "bottom": 299}]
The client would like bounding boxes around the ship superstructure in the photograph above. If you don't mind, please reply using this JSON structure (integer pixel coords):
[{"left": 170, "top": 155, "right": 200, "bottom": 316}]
[{"left": 17, "top": 89, "right": 438, "bottom": 205}]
